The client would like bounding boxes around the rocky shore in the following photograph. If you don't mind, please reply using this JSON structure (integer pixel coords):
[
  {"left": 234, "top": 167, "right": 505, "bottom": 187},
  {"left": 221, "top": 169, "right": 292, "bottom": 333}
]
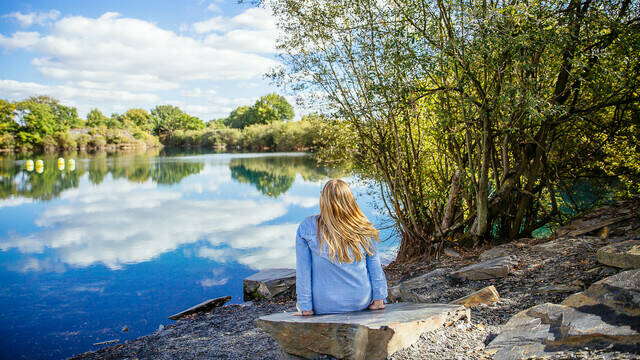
[{"left": 69, "top": 199, "right": 640, "bottom": 360}]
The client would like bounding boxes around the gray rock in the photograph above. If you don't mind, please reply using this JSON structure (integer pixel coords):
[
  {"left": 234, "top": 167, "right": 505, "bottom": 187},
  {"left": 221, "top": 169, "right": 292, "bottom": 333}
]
[
  {"left": 450, "top": 256, "right": 517, "bottom": 280},
  {"left": 256, "top": 303, "right": 470, "bottom": 360},
  {"left": 597, "top": 239, "right": 640, "bottom": 269},
  {"left": 581, "top": 268, "right": 640, "bottom": 316},
  {"left": 168, "top": 296, "right": 231, "bottom": 320},
  {"left": 443, "top": 248, "right": 461, "bottom": 258},
  {"left": 244, "top": 268, "right": 296, "bottom": 301},
  {"left": 387, "top": 268, "right": 448, "bottom": 303},
  {"left": 478, "top": 245, "right": 515, "bottom": 262},
  {"left": 487, "top": 303, "right": 640, "bottom": 360}
]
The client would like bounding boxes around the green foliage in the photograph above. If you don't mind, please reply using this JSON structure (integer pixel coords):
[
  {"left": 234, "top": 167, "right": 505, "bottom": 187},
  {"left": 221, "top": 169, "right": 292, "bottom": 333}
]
[
  {"left": 0, "top": 133, "right": 15, "bottom": 150},
  {"left": 89, "top": 135, "right": 107, "bottom": 149},
  {"left": 54, "top": 131, "right": 77, "bottom": 150},
  {"left": 270, "top": 0, "right": 640, "bottom": 261},
  {"left": 75, "top": 133, "right": 91, "bottom": 148},
  {"left": 124, "top": 108, "right": 151, "bottom": 131},
  {"left": 223, "top": 93, "right": 294, "bottom": 129},
  {"left": 150, "top": 105, "right": 204, "bottom": 136},
  {"left": 86, "top": 108, "right": 109, "bottom": 128}
]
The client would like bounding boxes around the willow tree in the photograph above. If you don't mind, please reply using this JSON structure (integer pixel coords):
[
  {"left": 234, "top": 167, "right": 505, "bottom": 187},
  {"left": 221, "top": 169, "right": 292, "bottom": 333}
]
[{"left": 268, "top": 0, "right": 640, "bottom": 262}]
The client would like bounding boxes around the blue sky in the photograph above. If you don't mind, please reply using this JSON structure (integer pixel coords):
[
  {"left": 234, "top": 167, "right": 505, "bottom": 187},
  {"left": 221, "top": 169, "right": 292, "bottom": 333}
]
[{"left": 0, "top": 0, "right": 291, "bottom": 121}]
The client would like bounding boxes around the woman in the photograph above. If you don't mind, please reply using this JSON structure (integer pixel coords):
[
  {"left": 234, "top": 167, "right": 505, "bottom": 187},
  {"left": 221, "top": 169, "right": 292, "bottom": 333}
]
[{"left": 294, "top": 179, "right": 387, "bottom": 316}]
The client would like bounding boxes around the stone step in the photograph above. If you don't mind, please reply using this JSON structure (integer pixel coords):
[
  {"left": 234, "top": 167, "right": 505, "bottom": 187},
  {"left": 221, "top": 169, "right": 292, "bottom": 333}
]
[
  {"left": 243, "top": 268, "right": 296, "bottom": 301},
  {"left": 255, "top": 303, "right": 470, "bottom": 360}
]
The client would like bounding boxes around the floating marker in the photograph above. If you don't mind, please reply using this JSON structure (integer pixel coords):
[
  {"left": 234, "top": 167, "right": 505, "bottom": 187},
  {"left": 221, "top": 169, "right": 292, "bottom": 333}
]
[
  {"left": 25, "top": 160, "right": 34, "bottom": 172},
  {"left": 68, "top": 159, "right": 76, "bottom": 171},
  {"left": 35, "top": 160, "right": 44, "bottom": 174}
]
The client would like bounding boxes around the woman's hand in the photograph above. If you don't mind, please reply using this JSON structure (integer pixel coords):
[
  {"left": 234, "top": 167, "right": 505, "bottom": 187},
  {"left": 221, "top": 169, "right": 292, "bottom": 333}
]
[
  {"left": 368, "top": 299, "right": 386, "bottom": 310},
  {"left": 293, "top": 310, "right": 314, "bottom": 316}
]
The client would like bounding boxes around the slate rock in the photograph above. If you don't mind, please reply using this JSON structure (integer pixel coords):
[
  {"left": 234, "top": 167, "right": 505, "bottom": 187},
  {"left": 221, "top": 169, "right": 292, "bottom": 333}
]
[
  {"left": 487, "top": 303, "right": 640, "bottom": 360},
  {"left": 255, "top": 303, "right": 470, "bottom": 360},
  {"left": 244, "top": 268, "right": 296, "bottom": 301},
  {"left": 450, "top": 256, "right": 517, "bottom": 280},
  {"left": 581, "top": 268, "right": 640, "bottom": 316},
  {"left": 450, "top": 285, "right": 500, "bottom": 308},
  {"left": 168, "top": 296, "right": 231, "bottom": 320},
  {"left": 597, "top": 239, "right": 640, "bottom": 269},
  {"left": 387, "top": 268, "right": 448, "bottom": 303},
  {"left": 478, "top": 245, "right": 515, "bottom": 262}
]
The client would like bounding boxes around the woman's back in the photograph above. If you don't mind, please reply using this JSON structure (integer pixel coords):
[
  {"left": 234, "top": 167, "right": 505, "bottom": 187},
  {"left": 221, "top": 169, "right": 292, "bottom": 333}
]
[{"left": 296, "top": 215, "right": 387, "bottom": 315}]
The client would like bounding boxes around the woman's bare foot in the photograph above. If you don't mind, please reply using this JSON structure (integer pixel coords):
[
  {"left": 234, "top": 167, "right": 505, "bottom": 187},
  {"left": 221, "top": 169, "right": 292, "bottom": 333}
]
[
  {"left": 293, "top": 310, "right": 314, "bottom": 316},
  {"left": 368, "top": 299, "right": 386, "bottom": 310}
]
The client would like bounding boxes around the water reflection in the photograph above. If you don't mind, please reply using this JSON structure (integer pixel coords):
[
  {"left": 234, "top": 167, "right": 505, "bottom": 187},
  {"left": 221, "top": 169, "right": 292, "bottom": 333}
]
[{"left": 0, "top": 150, "right": 386, "bottom": 360}]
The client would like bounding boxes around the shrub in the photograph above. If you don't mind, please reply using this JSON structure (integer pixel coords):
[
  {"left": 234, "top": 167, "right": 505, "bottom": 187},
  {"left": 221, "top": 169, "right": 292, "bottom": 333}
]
[
  {"left": 55, "top": 131, "right": 77, "bottom": 150},
  {"left": 89, "top": 135, "right": 107, "bottom": 148},
  {"left": 75, "top": 133, "right": 91, "bottom": 148},
  {"left": 41, "top": 134, "right": 58, "bottom": 152},
  {"left": 0, "top": 133, "right": 15, "bottom": 150}
]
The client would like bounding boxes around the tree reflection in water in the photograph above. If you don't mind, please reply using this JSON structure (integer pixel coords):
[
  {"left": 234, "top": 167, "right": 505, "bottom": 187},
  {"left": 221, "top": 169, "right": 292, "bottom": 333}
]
[
  {"left": 0, "top": 148, "right": 206, "bottom": 200},
  {"left": 229, "top": 156, "right": 340, "bottom": 197}
]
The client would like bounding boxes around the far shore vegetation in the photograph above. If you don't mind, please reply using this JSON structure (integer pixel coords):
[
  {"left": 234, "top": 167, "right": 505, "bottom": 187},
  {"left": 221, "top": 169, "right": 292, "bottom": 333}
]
[{"left": 0, "top": 93, "right": 350, "bottom": 156}]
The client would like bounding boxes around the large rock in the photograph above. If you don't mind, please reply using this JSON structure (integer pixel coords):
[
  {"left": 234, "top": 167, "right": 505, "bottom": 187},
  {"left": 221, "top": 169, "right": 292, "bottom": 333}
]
[
  {"left": 487, "top": 303, "right": 640, "bottom": 360},
  {"left": 450, "top": 256, "right": 517, "bottom": 280},
  {"left": 168, "top": 296, "right": 231, "bottom": 320},
  {"left": 450, "top": 285, "right": 500, "bottom": 308},
  {"left": 255, "top": 303, "right": 470, "bottom": 360},
  {"left": 244, "top": 268, "right": 296, "bottom": 301},
  {"left": 387, "top": 268, "right": 448, "bottom": 303},
  {"left": 478, "top": 245, "right": 516, "bottom": 262},
  {"left": 597, "top": 239, "right": 640, "bottom": 269},
  {"left": 580, "top": 268, "right": 640, "bottom": 316}
]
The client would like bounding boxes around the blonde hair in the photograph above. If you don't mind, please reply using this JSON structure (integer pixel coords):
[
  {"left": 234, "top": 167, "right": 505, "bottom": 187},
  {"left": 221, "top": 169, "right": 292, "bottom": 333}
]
[{"left": 317, "top": 179, "right": 379, "bottom": 263}]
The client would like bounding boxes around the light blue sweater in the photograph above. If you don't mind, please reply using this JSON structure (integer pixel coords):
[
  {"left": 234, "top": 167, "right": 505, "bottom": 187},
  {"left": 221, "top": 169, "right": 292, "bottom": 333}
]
[{"left": 295, "top": 215, "right": 388, "bottom": 314}]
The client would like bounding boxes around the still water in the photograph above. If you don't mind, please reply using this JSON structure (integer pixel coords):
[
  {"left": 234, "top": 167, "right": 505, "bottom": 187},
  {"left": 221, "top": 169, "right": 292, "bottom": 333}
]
[{"left": 0, "top": 149, "right": 397, "bottom": 360}]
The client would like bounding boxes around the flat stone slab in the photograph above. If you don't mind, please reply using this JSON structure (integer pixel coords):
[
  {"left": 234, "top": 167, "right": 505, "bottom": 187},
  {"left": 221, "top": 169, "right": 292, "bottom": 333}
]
[
  {"left": 450, "top": 255, "right": 517, "bottom": 280},
  {"left": 168, "top": 296, "right": 231, "bottom": 320},
  {"left": 597, "top": 239, "right": 640, "bottom": 269},
  {"left": 255, "top": 303, "right": 470, "bottom": 360},
  {"left": 244, "top": 268, "right": 296, "bottom": 301}
]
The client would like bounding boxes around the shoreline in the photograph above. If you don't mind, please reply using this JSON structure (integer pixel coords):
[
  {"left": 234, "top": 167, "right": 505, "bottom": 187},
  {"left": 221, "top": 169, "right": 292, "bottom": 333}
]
[{"left": 68, "top": 200, "right": 640, "bottom": 359}]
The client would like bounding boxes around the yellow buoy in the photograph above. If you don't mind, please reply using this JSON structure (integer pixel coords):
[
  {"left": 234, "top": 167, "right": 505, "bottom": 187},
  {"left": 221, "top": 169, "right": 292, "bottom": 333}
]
[
  {"left": 35, "top": 160, "right": 44, "bottom": 174},
  {"left": 25, "top": 160, "right": 34, "bottom": 172},
  {"left": 68, "top": 159, "right": 76, "bottom": 171}
]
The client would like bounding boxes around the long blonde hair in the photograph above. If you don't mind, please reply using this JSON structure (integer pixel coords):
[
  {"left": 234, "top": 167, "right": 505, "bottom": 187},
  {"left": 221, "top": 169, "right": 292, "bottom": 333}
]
[{"left": 317, "top": 179, "right": 379, "bottom": 263}]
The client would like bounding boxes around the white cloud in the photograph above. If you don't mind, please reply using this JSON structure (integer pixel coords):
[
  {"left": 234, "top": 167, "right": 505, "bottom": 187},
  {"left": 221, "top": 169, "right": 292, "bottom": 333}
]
[
  {"left": 0, "top": 196, "right": 33, "bottom": 208},
  {"left": 180, "top": 88, "right": 218, "bottom": 98},
  {"left": 0, "top": 176, "right": 290, "bottom": 270},
  {"left": 199, "top": 223, "right": 299, "bottom": 269},
  {"left": 2, "top": 10, "right": 60, "bottom": 28},
  {"left": 0, "top": 9, "right": 282, "bottom": 119},
  {"left": 0, "top": 31, "right": 40, "bottom": 50},
  {"left": 207, "top": 3, "right": 222, "bottom": 12}
]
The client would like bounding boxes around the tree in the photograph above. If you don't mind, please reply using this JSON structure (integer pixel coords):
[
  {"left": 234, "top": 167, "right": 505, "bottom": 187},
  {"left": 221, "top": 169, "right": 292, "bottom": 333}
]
[
  {"left": 223, "top": 93, "right": 294, "bottom": 129},
  {"left": 28, "top": 96, "right": 83, "bottom": 128},
  {"left": 123, "top": 108, "right": 151, "bottom": 130},
  {"left": 150, "top": 105, "right": 204, "bottom": 136},
  {"left": 270, "top": 0, "right": 640, "bottom": 262},
  {"left": 86, "top": 108, "right": 109, "bottom": 128}
]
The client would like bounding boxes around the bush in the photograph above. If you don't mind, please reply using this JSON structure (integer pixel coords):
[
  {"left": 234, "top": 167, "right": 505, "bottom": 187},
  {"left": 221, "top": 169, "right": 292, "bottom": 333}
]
[
  {"left": 104, "top": 129, "right": 121, "bottom": 144},
  {"left": 0, "top": 133, "right": 15, "bottom": 150},
  {"left": 41, "top": 134, "right": 58, "bottom": 152},
  {"left": 75, "top": 133, "right": 91, "bottom": 148},
  {"left": 55, "top": 131, "right": 77, "bottom": 150},
  {"left": 89, "top": 135, "right": 107, "bottom": 148}
]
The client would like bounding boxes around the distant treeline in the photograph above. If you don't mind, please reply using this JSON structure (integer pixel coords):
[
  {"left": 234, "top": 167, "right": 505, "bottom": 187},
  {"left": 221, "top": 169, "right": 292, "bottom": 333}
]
[{"left": 0, "top": 93, "right": 350, "bottom": 155}]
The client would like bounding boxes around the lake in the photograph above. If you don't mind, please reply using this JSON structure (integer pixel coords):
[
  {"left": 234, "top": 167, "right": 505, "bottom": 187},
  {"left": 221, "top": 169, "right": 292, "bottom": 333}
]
[{"left": 0, "top": 149, "right": 397, "bottom": 360}]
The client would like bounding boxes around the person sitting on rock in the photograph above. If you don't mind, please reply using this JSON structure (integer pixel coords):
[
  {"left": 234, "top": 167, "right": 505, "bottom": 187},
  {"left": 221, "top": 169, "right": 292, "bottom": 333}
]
[{"left": 294, "top": 179, "right": 387, "bottom": 316}]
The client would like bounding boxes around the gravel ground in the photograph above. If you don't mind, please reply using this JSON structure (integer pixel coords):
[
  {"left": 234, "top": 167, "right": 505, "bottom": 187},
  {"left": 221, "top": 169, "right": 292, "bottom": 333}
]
[
  {"left": 68, "top": 300, "right": 295, "bottom": 360},
  {"left": 68, "top": 201, "right": 640, "bottom": 360}
]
